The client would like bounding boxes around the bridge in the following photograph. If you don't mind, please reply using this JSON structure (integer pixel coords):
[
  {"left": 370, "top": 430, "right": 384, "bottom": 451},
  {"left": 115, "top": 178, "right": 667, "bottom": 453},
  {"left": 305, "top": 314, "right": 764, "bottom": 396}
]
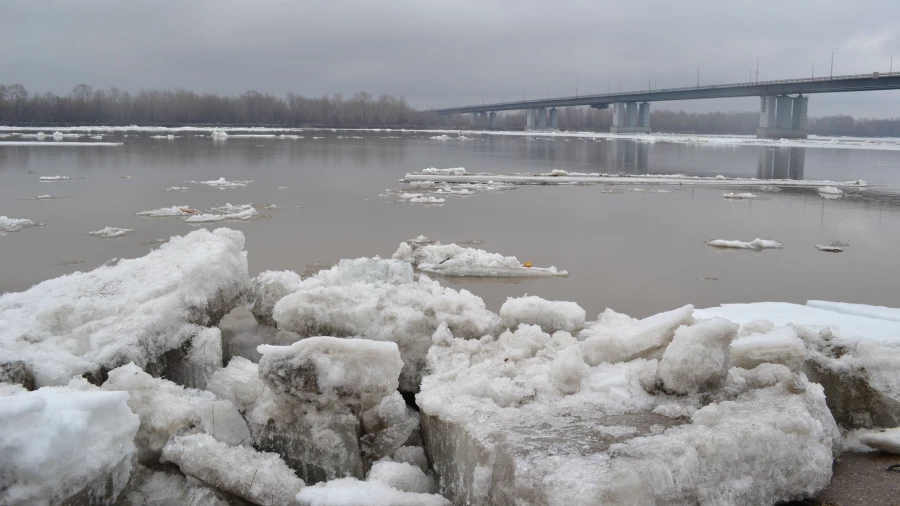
[{"left": 434, "top": 72, "right": 900, "bottom": 139}]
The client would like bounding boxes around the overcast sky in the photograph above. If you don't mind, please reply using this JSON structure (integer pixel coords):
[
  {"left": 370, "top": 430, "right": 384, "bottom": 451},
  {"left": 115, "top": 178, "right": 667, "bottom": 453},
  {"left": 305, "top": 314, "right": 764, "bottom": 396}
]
[{"left": 2, "top": 0, "right": 899, "bottom": 117}]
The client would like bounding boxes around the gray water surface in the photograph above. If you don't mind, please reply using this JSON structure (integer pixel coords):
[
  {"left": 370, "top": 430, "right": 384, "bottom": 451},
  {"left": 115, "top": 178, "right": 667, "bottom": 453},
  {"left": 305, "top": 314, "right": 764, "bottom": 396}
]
[{"left": 2, "top": 131, "right": 899, "bottom": 318}]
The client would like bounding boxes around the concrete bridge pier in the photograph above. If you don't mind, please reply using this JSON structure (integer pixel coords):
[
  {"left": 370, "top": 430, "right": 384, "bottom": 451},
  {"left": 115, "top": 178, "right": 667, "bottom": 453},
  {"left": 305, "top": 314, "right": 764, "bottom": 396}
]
[
  {"left": 489, "top": 111, "right": 497, "bottom": 129},
  {"left": 549, "top": 108, "right": 558, "bottom": 129},
  {"left": 526, "top": 109, "right": 536, "bottom": 130},
  {"left": 611, "top": 102, "right": 651, "bottom": 133},
  {"left": 757, "top": 95, "right": 808, "bottom": 139},
  {"left": 537, "top": 108, "right": 548, "bottom": 129}
]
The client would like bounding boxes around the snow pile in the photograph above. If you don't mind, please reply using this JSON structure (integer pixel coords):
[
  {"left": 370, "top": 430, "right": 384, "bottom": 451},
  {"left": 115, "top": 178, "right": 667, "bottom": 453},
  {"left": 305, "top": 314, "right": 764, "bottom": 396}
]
[
  {"left": 705, "top": 238, "right": 783, "bottom": 250},
  {"left": 273, "top": 269, "right": 501, "bottom": 392},
  {"left": 189, "top": 177, "right": 253, "bottom": 189},
  {"left": 422, "top": 167, "right": 466, "bottom": 175},
  {"left": 0, "top": 217, "right": 38, "bottom": 233},
  {"left": 161, "top": 433, "right": 304, "bottom": 506},
  {"left": 722, "top": 192, "right": 759, "bottom": 199},
  {"left": 258, "top": 337, "right": 403, "bottom": 411},
  {"left": 297, "top": 478, "right": 451, "bottom": 506},
  {"left": 89, "top": 226, "right": 135, "bottom": 238},
  {"left": 184, "top": 203, "right": 258, "bottom": 223},
  {"left": 392, "top": 237, "right": 568, "bottom": 277},
  {"left": 416, "top": 309, "right": 839, "bottom": 505},
  {"left": 858, "top": 427, "right": 900, "bottom": 454},
  {"left": 247, "top": 270, "right": 305, "bottom": 326},
  {"left": 102, "top": 363, "right": 250, "bottom": 463},
  {"left": 499, "top": 296, "right": 586, "bottom": 333},
  {"left": 0, "top": 228, "right": 249, "bottom": 386},
  {"left": 0, "top": 384, "right": 140, "bottom": 505}
]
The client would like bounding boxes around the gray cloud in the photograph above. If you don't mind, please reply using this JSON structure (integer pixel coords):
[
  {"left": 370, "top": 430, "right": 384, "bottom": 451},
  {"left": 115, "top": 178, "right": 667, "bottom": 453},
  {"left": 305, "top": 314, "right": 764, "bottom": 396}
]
[{"left": 2, "top": 0, "right": 899, "bottom": 117}]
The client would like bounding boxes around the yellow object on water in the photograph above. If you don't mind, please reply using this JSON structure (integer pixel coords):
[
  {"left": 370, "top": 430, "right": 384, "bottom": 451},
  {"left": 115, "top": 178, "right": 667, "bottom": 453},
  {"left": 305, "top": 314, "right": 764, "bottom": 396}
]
[{"left": 523, "top": 261, "right": 533, "bottom": 268}]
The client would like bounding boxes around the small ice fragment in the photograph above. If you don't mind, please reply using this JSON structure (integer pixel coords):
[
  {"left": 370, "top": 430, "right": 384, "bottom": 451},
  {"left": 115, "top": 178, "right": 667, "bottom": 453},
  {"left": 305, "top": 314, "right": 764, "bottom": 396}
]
[
  {"left": 166, "top": 187, "right": 190, "bottom": 192},
  {"left": 722, "top": 192, "right": 759, "bottom": 199},
  {"left": 705, "top": 238, "right": 783, "bottom": 250},
  {"left": 815, "top": 244, "right": 843, "bottom": 252},
  {"left": 0, "top": 217, "right": 38, "bottom": 233},
  {"left": 89, "top": 227, "right": 135, "bottom": 238}
]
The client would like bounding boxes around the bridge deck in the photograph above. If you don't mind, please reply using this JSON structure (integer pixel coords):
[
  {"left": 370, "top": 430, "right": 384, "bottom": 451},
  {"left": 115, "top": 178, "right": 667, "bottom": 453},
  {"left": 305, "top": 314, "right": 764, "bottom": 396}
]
[{"left": 435, "top": 72, "right": 900, "bottom": 115}]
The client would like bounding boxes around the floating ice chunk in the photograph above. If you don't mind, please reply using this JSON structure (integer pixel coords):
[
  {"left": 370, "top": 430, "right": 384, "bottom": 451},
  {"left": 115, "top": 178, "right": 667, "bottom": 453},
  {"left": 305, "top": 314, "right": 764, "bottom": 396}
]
[
  {"left": 102, "top": 363, "right": 250, "bottom": 463},
  {"left": 319, "top": 257, "right": 414, "bottom": 286},
  {"left": 366, "top": 460, "right": 436, "bottom": 494},
  {"left": 499, "top": 296, "right": 585, "bottom": 333},
  {"left": 161, "top": 433, "right": 304, "bottom": 506},
  {"left": 136, "top": 205, "right": 195, "bottom": 217},
  {"left": 815, "top": 244, "right": 843, "bottom": 252},
  {"left": 422, "top": 167, "right": 466, "bottom": 175},
  {"left": 394, "top": 240, "right": 567, "bottom": 278},
  {"left": 210, "top": 130, "right": 229, "bottom": 139},
  {"left": 90, "top": 135, "right": 103, "bottom": 140},
  {"left": 705, "top": 238, "right": 783, "bottom": 250},
  {"left": 89, "top": 226, "right": 135, "bottom": 238},
  {"left": 806, "top": 301, "right": 900, "bottom": 323},
  {"left": 722, "top": 192, "right": 759, "bottom": 199},
  {"left": 0, "top": 386, "right": 139, "bottom": 505},
  {"left": 166, "top": 186, "right": 190, "bottom": 192},
  {"left": 858, "top": 427, "right": 900, "bottom": 454},
  {"left": 296, "top": 477, "right": 451, "bottom": 506},
  {"left": 247, "top": 270, "right": 304, "bottom": 325},
  {"left": 150, "top": 135, "right": 176, "bottom": 140},
  {"left": 0, "top": 217, "right": 38, "bottom": 233},
  {"left": 190, "top": 177, "right": 253, "bottom": 188},
  {"left": 632, "top": 188, "right": 672, "bottom": 193},
  {"left": 409, "top": 195, "right": 446, "bottom": 204},
  {"left": 0, "top": 228, "right": 249, "bottom": 386},
  {"left": 818, "top": 186, "right": 843, "bottom": 198},
  {"left": 730, "top": 325, "right": 807, "bottom": 371},
  {"left": 52, "top": 131, "right": 64, "bottom": 140},
  {"left": 580, "top": 305, "right": 695, "bottom": 365},
  {"left": 429, "top": 135, "right": 452, "bottom": 140},
  {"left": 656, "top": 317, "right": 738, "bottom": 394},
  {"left": 184, "top": 203, "right": 258, "bottom": 222},
  {"left": 393, "top": 446, "right": 429, "bottom": 473},
  {"left": 206, "top": 357, "right": 265, "bottom": 413},
  {"left": 545, "top": 169, "right": 569, "bottom": 176},
  {"left": 258, "top": 337, "right": 403, "bottom": 412},
  {"left": 38, "top": 175, "right": 71, "bottom": 181}
]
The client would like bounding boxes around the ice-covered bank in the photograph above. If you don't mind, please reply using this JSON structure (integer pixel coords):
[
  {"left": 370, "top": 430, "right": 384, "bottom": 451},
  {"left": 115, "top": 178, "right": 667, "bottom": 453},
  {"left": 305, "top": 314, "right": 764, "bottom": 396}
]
[
  {"left": 0, "top": 228, "right": 249, "bottom": 386},
  {"left": 2, "top": 229, "right": 900, "bottom": 505}
]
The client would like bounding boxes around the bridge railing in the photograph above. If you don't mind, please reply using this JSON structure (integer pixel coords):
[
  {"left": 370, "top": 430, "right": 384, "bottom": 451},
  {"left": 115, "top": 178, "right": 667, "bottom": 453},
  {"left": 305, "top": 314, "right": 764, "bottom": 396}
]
[{"left": 436, "top": 71, "right": 900, "bottom": 112}]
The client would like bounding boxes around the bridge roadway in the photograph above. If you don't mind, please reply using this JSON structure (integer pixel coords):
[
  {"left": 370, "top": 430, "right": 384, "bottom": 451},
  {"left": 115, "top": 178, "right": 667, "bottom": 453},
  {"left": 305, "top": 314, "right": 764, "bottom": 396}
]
[{"left": 434, "top": 72, "right": 900, "bottom": 115}]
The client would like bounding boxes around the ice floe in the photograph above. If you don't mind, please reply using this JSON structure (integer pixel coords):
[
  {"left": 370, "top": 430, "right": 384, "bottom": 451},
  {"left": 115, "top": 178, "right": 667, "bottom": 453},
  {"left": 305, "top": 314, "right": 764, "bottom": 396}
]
[
  {"left": 136, "top": 205, "right": 197, "bottom": 217},
  {"left": 0, "top": 217, "right": 39, "bottom": 233},
  {"left": 0, "top": 228, "right": 248, "bottom": 386},
  {"left": 815, "top": 244, "right": 843, "bottom": 252},
  {"left": 818, "top": 186, "right": 843, "bottom": 199},
  {"left": 184, "top": 203, "right": 258, "bottom": 223},
  {"left": 393, "top": 237, "right": 568, "bottom": 277},
  {"left": 705, "top": 238, "right": 783, "bottom": 250},
  {"left": 0, "top": 141, "right": 122, "bottom": 147},
  {"left": 422, "top": 167, "right": 466, "bottom": 175},
  {"left": 165, "top": 186, "right": 190, "bottom": 192},
  {"left": 722, "top": 192, "right": 760, "bottom": 199},
  {"left": 187, "top": 177, "right": 253, "bottom": 189},
  {"left": 89, "top": 227, "right": 135, "bottom": 238}
]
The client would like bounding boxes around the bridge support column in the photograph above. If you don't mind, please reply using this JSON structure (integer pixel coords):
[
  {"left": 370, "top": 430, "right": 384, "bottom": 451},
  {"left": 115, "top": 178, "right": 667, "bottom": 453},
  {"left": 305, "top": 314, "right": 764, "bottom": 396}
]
[
  {"left": 489, "top": 111, "right": 497, "bottom": 129},
  {"left": 537, "top": 108, "right": 547, "bottom": 129},
  {"left": 549, "top": 108, "right": 558, "bottom": 129},
  {"left": 611, "top": 102, "right": 651, "bottom": 133},
  {"left": 757, "top": 95, "right": 809, "bottom": 139},
  {"left": 526, "top": 109, "right": 536, "bottom": 130}
]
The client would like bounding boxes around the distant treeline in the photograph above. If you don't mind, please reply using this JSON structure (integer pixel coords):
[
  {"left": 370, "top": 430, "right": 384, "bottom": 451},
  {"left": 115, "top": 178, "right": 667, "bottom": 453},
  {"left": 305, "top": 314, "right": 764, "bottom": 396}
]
[{"left": 2, "top": 83, "right": 899, "bottom": 137}]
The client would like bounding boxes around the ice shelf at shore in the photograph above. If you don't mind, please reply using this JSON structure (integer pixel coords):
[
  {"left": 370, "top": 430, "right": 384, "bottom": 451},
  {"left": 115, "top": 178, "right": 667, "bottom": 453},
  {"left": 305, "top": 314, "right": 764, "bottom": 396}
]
[
  {"left": 2, "top": 228, "right": 900, "bottom": 506},
  {"left": 402, "top": 172, "right": 868, "bottom": 188}
]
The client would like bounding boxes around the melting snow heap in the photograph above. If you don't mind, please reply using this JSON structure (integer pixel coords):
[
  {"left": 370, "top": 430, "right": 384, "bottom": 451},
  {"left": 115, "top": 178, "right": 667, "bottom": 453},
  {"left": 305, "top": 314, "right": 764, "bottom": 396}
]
[{"left": 3, "top": 227, "right": 900, "bottom": 506}]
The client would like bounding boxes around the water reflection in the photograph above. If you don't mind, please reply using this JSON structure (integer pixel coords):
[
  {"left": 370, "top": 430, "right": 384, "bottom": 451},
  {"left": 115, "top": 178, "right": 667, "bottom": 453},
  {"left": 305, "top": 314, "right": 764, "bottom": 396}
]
[
  {"left": 606, "top": 139, "right": 650, "bottom": 174},
  {"left": 757, "top": 147, "right": 805, "bottom": 180}
]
